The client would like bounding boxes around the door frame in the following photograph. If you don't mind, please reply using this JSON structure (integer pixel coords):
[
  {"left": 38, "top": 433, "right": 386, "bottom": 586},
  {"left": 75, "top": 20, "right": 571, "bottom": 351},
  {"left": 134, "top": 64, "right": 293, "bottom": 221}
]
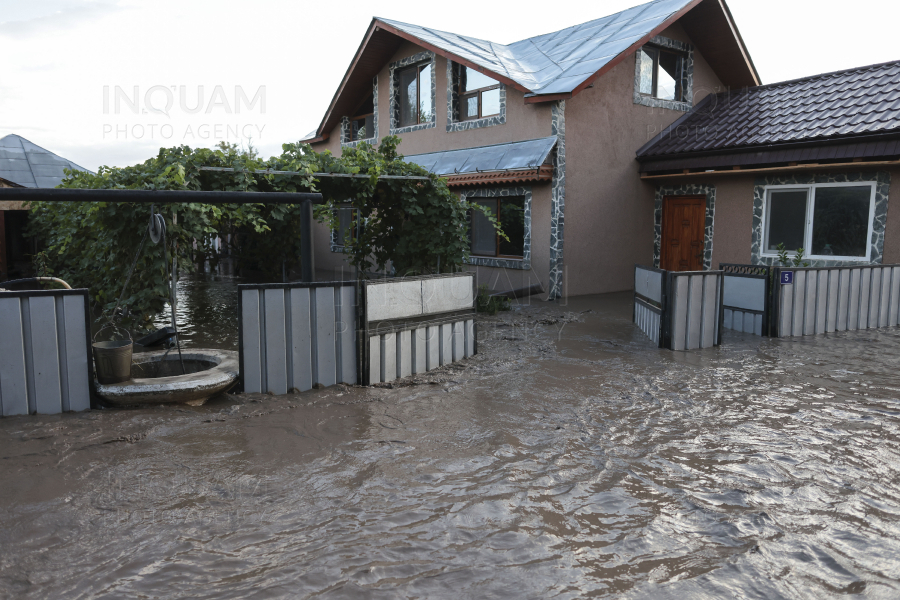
[{"left": 654, "top": 185, "right": 716, "bottom": 272}]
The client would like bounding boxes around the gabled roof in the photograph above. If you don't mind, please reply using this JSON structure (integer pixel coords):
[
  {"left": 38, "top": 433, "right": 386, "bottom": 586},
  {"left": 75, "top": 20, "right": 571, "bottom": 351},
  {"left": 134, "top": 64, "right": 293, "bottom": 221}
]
[
  {"left": 637, "top": 60, "right": 900, "bottom": 172},
  {"left": 0, "top": 134, "right": 91, "bottom": 188},
  {"left": 380, "top": 0, "right": 702, "bottom": 96},
  {"left": 305, "top": 0, "right": 759, "bottom": 142}
]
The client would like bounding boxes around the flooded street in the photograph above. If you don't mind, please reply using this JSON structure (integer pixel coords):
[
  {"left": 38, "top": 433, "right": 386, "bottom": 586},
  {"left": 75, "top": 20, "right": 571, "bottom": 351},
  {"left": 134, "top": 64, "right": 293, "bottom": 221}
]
[{"left": 3, "top": 292, "right": 900, "bottom": 598}]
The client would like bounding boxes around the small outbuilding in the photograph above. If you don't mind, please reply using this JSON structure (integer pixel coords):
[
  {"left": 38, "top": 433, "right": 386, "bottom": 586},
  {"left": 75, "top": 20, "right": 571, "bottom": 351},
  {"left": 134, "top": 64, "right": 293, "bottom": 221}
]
[{"left": 0, "top": 134, "right": 91, "bottom": 279}]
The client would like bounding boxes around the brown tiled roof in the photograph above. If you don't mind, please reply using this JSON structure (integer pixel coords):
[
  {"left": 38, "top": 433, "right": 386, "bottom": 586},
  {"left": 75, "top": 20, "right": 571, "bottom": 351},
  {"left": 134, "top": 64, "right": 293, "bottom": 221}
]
[
  {"left": 444, "top": 165, "right": 552, "bottom": 187},
  {"left": 637, "top": 60, "right": 900, "bottom": 171}
]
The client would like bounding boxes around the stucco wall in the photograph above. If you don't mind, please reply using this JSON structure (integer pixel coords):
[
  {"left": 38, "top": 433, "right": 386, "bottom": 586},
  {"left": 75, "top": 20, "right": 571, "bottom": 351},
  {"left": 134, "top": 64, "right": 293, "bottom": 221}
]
[
  {"left": 880, "top": 166, "right": 900, "bottom": 264},
  {"left": 708, "top": 175, "right": 755, "bottom": 266},
  {"left": 562, "top": 23, "right": 726, "bottom": 296}
]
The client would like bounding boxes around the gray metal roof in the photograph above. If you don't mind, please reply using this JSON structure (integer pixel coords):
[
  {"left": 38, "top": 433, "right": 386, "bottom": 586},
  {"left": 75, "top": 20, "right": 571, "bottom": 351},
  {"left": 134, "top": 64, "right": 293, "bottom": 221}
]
[
  {"left": 0, "top": 134, "right": 91, "bottom": 188},
  {"left": 379, "top": 0, "right": 694, "bottom": 96},
  {"left": 405, "top": 136, "right": 557, "bottom": 175}
]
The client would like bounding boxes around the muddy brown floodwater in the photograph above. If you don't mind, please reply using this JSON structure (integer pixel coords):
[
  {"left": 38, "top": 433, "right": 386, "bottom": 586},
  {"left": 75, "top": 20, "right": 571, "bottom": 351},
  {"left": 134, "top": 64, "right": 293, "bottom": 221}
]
[{"left": 3, "top": 291, "right": 900, "bottom": 598}]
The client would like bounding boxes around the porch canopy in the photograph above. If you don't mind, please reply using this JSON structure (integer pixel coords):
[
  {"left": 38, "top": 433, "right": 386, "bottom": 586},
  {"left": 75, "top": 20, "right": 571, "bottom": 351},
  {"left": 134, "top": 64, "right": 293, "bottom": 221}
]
[{"left": 406, "top": 136, "right": 556, "bottom": 187}]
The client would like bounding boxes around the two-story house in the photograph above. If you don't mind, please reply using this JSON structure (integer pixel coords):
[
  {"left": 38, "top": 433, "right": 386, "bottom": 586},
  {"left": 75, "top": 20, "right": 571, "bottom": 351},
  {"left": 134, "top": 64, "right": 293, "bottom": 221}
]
[{"left": 302, "top": 0, "right": 900, "bottom": 299}]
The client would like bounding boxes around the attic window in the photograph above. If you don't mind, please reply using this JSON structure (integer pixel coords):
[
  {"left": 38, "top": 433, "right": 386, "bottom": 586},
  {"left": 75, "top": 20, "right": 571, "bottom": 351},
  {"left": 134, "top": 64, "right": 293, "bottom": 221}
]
[
  {"left": 399, "top": 63, "right": 433, "bottom": 127},
  {"left": 639, "top": 46, "right": 687, "bottom": 102},
  {"left": 349, "top": 94, "right": 374, "bottom": 142},
  {"left": 460, "top": 66, "right": 500, "bottom": 120}
]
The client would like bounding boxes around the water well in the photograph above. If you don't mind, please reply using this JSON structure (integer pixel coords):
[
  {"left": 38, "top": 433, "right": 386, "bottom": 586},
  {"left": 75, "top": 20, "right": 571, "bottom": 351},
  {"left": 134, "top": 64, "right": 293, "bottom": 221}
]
[{"left": 94, "top": 349, "right": 239, "bottom": 407}]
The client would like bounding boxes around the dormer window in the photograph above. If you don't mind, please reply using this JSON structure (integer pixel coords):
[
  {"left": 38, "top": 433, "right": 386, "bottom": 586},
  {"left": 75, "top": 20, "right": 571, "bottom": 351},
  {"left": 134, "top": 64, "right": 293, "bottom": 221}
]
[
  {"left": 633, "top": 36, "right": 693, "bottom": 111},
  {"left": 399, "top": 63, "right": 433, "bottom": 127},
  {"left": 459, "top": 66, "right": 500, "bottom": 120},
  {"left": 639, "top": 46, "right": 687, "bottom": 102}
]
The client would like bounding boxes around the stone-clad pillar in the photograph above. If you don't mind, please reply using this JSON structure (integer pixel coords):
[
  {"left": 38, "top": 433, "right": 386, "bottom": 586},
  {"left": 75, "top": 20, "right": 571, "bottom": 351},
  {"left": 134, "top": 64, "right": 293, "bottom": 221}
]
[{"left": 549, "top": 100, "right": 566, "bottom": 300}]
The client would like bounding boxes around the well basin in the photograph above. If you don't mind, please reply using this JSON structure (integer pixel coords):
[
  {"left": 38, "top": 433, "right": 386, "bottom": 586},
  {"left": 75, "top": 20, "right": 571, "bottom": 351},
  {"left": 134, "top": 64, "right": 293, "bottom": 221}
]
[{"left": 95, "top": 349, "right": 239, "bottom": 407}]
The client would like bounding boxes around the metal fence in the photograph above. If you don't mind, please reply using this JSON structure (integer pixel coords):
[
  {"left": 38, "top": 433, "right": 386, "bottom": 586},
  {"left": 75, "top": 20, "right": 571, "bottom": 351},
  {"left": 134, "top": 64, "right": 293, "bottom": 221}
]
[
  {"left": 633, "top": 265, "right": 665, "bottom": 345},
  {"left": 720, "top": 264, "right": 771, "bottom": 336},
  {"left": 773, "top": 265, "right": 900, "bottom": 338},
  {"left": 0, "top": 289, "right": 92, "bottom": 416},
  {"left": 633, "top": 265, "right": 723, "bottom": 350},
  {"left": 238, "top": 282, "right": 358, "bottom": 394},
  {"left": 363, "top": 273, "right": 476, "bottom": 384}
]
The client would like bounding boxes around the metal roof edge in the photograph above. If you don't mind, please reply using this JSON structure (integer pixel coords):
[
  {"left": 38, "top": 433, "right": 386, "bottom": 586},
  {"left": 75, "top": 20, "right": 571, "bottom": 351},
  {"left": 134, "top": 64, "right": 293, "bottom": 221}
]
[
  {"left": 313, "top": 18, "right": 382, "bottom": 140},
  {"left": 404, "top": 135, "right": 558, "bottom": 160},
  {"left": 637, "top": 131, "right": 900, "bottom": 169}
]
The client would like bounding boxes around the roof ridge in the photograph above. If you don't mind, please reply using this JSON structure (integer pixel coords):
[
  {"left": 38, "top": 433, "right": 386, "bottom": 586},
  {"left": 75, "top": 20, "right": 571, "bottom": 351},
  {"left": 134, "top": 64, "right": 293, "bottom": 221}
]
[{"left": 510, "top": 0, "right": 663, "bottom": 46}]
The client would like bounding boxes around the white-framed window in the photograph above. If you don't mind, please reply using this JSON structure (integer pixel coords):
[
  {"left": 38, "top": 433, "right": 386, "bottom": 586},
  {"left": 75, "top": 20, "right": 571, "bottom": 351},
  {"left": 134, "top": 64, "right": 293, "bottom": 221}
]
[{"left": 761, "top": 182, "right": 876, "bottom": 261}]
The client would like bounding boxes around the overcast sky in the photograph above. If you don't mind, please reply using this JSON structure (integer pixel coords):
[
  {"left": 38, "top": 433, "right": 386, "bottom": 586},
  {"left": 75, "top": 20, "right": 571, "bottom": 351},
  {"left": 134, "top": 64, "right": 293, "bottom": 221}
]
[{"left": 1, "top": 0, "right": 898, "bottom": 172}]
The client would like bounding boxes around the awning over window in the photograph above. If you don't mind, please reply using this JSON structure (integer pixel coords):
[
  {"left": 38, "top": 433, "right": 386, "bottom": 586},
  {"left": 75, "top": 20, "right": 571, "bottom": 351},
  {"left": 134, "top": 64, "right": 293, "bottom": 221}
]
[{"left": 406, "top": 136, "right": 557, "bottom": 186}]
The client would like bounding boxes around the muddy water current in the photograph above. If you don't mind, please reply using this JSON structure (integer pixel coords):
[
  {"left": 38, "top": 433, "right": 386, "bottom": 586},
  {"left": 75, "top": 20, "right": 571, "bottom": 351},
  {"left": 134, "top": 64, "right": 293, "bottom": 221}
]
[{"left": 3, "top": 292, "right": 900, "bottom": 598}]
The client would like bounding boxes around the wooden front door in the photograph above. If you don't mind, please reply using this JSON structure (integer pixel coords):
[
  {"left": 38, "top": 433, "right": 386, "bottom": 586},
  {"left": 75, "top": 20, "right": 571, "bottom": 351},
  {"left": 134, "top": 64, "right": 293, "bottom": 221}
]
[{"left": 661, "top": 195, "right": 705, "bottom": 272}]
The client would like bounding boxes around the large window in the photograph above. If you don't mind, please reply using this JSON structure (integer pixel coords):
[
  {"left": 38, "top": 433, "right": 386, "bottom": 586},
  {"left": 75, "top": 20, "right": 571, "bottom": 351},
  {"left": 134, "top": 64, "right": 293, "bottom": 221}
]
[
  {"left": 763, "top": 183, "right": 875, "bottom": 260},
  {"left": 398, "top": 62, "right": 433, "bottom": 127},
  {"left": 638, "top": 46, "right": 687, "bottom": 102},
  {"left": 470, "top": 197, "right": 525, "bottom": 258},
  {"left": 459, "top": 65, "right": 500, "bottom": 121}
]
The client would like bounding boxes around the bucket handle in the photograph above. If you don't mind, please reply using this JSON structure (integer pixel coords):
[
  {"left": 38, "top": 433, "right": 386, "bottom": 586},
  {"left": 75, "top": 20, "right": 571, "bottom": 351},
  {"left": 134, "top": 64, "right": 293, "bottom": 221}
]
[{"left": 93, "top": 322, "right": 133, "bottom": 344}]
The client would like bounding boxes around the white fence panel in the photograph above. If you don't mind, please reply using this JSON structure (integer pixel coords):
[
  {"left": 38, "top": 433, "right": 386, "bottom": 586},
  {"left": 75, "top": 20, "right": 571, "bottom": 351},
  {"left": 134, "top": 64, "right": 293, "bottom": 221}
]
[
  {"left": 0, "top": 289, "right": 92, "bottom": 416},
  {"left": 365, "top": 273, "right": 476, "bottom": 384},
  {"left": 774, "top": 265, "right": 900, "bottom": 338}
]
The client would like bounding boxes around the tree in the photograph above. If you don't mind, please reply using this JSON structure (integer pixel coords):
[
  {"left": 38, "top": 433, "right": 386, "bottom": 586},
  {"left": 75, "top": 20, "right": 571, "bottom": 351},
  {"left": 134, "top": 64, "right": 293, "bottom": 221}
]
[{"left": 27, "top": 136, "right": 496, "bottom": 324}]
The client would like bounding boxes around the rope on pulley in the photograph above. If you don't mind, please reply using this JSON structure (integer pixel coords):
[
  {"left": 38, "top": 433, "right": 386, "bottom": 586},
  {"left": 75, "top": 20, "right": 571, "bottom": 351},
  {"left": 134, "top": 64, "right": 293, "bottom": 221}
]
[{"left": 150, "top": 205, "right": 186, "bottom": 375}]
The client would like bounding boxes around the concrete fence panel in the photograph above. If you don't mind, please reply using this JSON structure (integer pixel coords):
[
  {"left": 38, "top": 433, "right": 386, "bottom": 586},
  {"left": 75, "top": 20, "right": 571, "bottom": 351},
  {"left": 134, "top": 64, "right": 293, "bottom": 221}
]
[
  {"left": 0, "top": 289, "right": 92, "bottom": 416},
  {"left": 239, "top": 282, "right": 357, "bottom": 393},
  {"left": 364, "top": 273, "right": 476, "bottom": 384},
  {"left": 774, "top": 265, "right": 900, "bottom": 338}
]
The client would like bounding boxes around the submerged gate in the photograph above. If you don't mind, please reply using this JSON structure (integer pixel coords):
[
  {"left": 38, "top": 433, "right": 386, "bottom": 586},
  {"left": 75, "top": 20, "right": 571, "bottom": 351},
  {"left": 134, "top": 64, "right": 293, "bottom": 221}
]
[
  {"left": 633, "top": 265, "right": 723, "bottom": 350},
  {"left": 720, "top": 264, "right": 771, "bottom": 336}
]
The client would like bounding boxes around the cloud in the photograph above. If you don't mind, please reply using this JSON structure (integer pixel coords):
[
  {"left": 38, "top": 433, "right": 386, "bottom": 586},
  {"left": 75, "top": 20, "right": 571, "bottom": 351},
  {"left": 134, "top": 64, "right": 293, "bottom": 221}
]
[{"left": 0, "top": 1, "right": 126, "bottom": 38}]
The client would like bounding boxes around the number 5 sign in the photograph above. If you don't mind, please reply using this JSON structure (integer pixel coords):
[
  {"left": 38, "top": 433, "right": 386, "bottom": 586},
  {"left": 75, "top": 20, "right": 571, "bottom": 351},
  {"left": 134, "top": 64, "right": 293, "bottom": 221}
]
[{"left": 781, "top": 271, "right": 794, "bottom": 285}]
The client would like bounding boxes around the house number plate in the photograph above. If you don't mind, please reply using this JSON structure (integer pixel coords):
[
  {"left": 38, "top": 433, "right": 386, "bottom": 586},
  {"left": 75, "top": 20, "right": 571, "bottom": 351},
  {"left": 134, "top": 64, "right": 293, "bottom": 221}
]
[{"left": 781, "top": 271, "right": 793, "bottom": 285}]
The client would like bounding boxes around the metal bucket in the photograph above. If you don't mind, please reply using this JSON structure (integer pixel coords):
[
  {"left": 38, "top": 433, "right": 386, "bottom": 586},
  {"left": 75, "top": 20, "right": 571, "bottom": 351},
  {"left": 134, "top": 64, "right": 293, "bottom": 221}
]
[{"left": 92, "top": 340, "right": 133, "bottom": 384}]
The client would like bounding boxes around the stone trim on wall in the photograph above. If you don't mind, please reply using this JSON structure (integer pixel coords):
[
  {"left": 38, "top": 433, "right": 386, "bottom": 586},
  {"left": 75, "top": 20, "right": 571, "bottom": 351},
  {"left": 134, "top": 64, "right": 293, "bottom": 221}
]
[
  {"left": 445, "top": 60, "right": 506, "bottom": 132},
  {"left": 653, "top": 184, "right": 716, "bottom": 271},
  {"left": 341, "top": 77, "right": 379, "bottom": 148},
  {"left": 460, "top": 186, "right": 531, "bottom": 270},
  {"left": 389, "top": 51, "right": 436, "bottom": 135},
  {"left": 751, "top": 172, "right": 890, "bottom": 267},
  {"left": 548, "top": 100, "right": 566, "bottom": 299},
  {"left": 633, "top": 35, "right": 693, "bottom": 112}
]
